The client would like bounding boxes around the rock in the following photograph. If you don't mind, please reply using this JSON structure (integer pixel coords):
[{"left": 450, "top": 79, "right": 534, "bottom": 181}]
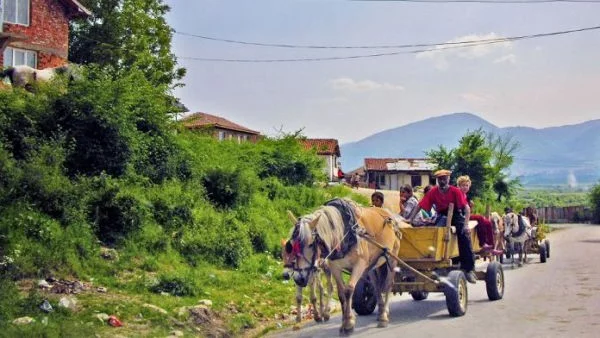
[
  {"left": 188, "top": 305, "right": 212, "bottom": 325},
  {"left": 58, "top": 296, "right": 77, "bottom": 310},
  {"left": 97, "top": 286, "right": 108, "bottom": 293},
  {"left": 169, "top": 330, "right": 184, "bottom": 337},
  {"left": 197, "top": 299, "right": 212, "bottom": 307},
  {"left": 143, "top": 303, "right": 168, "bottom": 315},
  {"left": 95, "top": 313, "right": 110, "bottom": 323},
  {"left": 175, "top": 306, "right": 189, "bottom": 318},
  {"left": 100, "top": 247, "right": 119, "bottom": 261},
  {"left": 38, "top": 279, "right": 51, "bottom": 289},
  {"left": 12, "top": 317, "right": 35, "bottom": 325},
  {"left": 160, "top": 292, "right": 170, "bottom": 297}
]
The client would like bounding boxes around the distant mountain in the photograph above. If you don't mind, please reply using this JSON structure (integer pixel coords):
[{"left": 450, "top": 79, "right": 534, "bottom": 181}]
[{"left": 340, "top": 112, "right": 600, "bottom": 187}]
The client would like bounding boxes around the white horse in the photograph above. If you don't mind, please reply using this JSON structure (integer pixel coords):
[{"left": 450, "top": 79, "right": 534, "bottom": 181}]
[
  {"left": 1, "top": 64, "right": 80, "bottom": 89},
  {"left": 503, "top": 212, "right": 533, "bottom": 267}
]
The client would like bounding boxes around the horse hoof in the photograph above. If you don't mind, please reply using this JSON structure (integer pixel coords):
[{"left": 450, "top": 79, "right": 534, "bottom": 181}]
[
  {"left": 314, "top": 316, "right": 323, "bottom": 323},
  {"left": 324, "top": 314, "right": 330, "bottom": 321},
  {"left": 377, "top": 321, "right": 389, "bottom": 328},
  {"left": 339, "top": 326, "right": 354, "bottom": 336},
  {"left": 293, "top": 324, "right": 301, "bottom": 331}
]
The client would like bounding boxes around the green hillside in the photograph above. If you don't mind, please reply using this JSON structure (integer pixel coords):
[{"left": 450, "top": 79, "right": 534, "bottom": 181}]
[{"left": 0, "top": 70, "right": 368, "bottom": 336}]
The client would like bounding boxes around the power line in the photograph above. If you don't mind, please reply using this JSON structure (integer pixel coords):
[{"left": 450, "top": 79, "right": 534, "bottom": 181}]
[
  {"left": 177, "top": 24, "right": 600, "bottom": 62},
  {"left": 174, "top": 24, "right": 600, "bottom": 50},
  {"left": 351, "top": 0, "right": 600, "bottom": 3}
]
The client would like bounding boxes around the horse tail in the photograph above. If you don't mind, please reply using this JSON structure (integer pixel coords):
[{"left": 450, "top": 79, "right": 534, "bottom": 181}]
[{"left": 0, "top": 67, "right": 15, "bottom": 83}]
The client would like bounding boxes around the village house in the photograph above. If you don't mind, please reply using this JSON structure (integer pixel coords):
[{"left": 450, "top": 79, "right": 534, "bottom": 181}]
[
  {"left": 301, "top": 138, "right": 342, "bottom": 182},
  {"left": 1, "top": 0, "right": 90, "bottom": 69},
  {"left": 181, "top": 112, "right": 261, "bottom": 143},
  {"left": 363, "top": 158, "right": 436, "bottom": 191}
]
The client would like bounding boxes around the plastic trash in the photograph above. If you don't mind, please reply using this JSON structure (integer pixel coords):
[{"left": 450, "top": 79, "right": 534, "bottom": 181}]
[
  {"left": 40, "top": 299, "right": 54, "bottom": 313},
  {"left": 108, "top": 315, "right": 122, "bottom": 327}
]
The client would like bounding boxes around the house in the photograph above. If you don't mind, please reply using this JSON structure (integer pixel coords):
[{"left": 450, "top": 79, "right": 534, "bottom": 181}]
[
  {"left": 364, "top": 158, "right": 436, "bottom": 191},
  {"left": 1, "top": 0, "right": 90, "bottom": 69},
  {"left": 301, "top": 139, "right": 341, "bottom": 182},
  {"left": 181, "top": 112, "right": 261, "bottom": 143}
]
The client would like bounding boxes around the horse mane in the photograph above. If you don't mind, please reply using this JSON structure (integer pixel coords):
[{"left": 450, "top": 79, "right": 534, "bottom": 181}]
[{"left": 298, "top": 206, "right": 345, "bottom": 253}]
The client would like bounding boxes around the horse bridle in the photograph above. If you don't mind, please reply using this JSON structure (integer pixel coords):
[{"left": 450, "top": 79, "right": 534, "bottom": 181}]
[{"left": 285, "top": 223, "right": 322, "bottom": 278}]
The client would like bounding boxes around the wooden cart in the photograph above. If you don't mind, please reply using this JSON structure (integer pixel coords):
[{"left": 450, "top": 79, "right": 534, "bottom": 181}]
[{"left": 352, "top": 204, "right": 504, "bottom": 317}]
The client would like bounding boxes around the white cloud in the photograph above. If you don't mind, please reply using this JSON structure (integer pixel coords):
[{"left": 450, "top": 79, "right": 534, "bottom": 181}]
[
  {"left": 461, "top": 92, "right": 495, "bottom": 103},
  {"left": 416, "top": 33, "right": 514, "bottom": 69},
  {"left": 494, "top": 54, "right": 516, "bottom": 64},
  {"left": 330, "top": 77, "right": 404, "bottom": 92}
]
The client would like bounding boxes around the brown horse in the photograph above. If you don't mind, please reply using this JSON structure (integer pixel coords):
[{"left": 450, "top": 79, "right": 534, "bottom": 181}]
[{"left": 288, "top": 202, "right": 401, "bottom": 334}]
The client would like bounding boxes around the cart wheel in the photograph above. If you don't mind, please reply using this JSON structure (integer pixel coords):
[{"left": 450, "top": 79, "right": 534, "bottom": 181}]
[
  {"left": 444, "top": 270, "right": 468, "bottom": 317},
  {"left": 352, "top": 277, "right": 377, "bottom": 316},
  {"left": 544, "top": 239, "right": 550, "bottom": 258},
  {"left": 411, "top": 291, "right": 429, "bottom": 301},
  {"left": 485, "top": 261, "right": 504, "bottom": 301},
  {"left": 539, "top": 243, "right": 547, "bottom": 263}
]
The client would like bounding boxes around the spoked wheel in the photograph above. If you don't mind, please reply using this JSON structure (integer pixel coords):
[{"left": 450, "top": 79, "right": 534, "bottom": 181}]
[
  {"left": 444, "top": 270, "right": 468, "bottom": 317},
  {"left": 352, "top": 277, "right": 377, "bottom": 316},
  {"left": 485, "top": 262, "right": 505, "bottom": 301}
]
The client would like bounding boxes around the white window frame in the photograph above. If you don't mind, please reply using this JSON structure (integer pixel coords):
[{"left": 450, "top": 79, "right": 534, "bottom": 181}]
[
  {"left": 217, "top": 130, "right": 225, "bottom": 141},
  {"left": 3, "top": 46, "right": 37, "bottom": 68},
  {"left": 3, "top": 0, "right": 30, "bottom": 26}
]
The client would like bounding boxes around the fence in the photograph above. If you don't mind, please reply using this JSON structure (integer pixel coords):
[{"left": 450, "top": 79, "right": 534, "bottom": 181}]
[{"left": 532, "top": 206, "right": 593, "bottom": 224}]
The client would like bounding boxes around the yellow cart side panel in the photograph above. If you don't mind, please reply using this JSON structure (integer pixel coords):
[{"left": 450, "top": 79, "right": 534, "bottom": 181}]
[{"left": 399, "top": 224, "right": 481, "bottom": 262}]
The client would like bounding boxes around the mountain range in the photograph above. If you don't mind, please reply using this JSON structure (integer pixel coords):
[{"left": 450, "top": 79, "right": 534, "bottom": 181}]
[{"left": 340, "top": 113, "right": 600, "bottom": 187}]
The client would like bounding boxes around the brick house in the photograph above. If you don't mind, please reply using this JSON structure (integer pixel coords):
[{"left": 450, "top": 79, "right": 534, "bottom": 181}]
[
  {"left": 301, "top": 139, "right": 342, "bottom": 182},
  {"left": 364, "top": 158, "right": 436, "bottom": 190},
  {"left": 1, "top": 0, "right": 90, "bottom": 69},
  {"left": 181, "top": 112, "right": 261, "bottom": 143}
]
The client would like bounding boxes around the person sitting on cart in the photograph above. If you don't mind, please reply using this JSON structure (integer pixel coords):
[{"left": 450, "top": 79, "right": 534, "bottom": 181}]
[
  {"left": 371, "top": 191, "right": 384, "bottom": 208},
  {"left": 399, "top": 184, "right": 419, "bottom": 219},
  {"left": 407, "top": 169, "right": 477, "bottom": 284},
  {"left": 457, "top": 175, "right": 501, "bottom": 255}
]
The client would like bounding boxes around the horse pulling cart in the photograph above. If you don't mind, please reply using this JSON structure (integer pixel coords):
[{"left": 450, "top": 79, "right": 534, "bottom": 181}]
[{"left": 353, "top": 204, "right": 504, "bottom": 317}]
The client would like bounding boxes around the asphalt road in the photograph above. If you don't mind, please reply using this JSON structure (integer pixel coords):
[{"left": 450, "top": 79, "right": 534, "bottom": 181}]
[{"left": 271, "top": 224, "right": 600, "bottom": 338}]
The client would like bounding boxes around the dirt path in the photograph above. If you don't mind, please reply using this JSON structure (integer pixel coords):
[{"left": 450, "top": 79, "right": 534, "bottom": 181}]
[{"left": 351, "top": 187, "right": 401, "bottom": 214}]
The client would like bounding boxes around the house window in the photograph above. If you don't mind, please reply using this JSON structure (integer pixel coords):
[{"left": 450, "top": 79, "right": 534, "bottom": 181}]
[
  {"left": 411, "top": 175, "right": 422, "bottom": 188},
  {"left": 217, "top": 131, "right": 225, "bottom": 141},
  {"left": 3, "top": 47, "right": 36, "bottom": 68},
  {"left": 377, "top": 174, "right": 386, "bottom": 187},
  {"left": 3, "top": 0, "right": 30, "bottom": 26}
]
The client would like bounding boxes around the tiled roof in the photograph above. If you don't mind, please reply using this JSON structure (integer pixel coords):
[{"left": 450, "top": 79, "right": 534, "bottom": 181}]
[
  {"left": 301, "top": 139, "right": 340, "bottom": 156},
  {"left": 181, "top": 112, "right": 260, "bottom": 135},
  {"left": 364, "top": 158, "right": 435, "bottom": 171}
]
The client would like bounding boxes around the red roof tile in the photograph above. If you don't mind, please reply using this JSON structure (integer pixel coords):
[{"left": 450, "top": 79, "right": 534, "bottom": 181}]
[
  {"left": 301, "top": 139, "right": 340, "bottom": 156},
  {"left": 181, "top": 112, "right": 260, "bottom": 135},
  {"left": 364, "top": 158, "right": 433, "bottom": 171}
]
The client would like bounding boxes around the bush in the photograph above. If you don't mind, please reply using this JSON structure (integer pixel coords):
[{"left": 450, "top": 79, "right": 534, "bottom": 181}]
[
  {"left": 202, "top": 167, "right": 255, "bottom": 209},
  {"left": 149, "top": 274, "right": 200, "bottom": 296},
  {"left": 590, "top": 183, "right": 600, "bottom": 224},
  {"left": 91, "top": 187, "right": 146, "bottom": 245}
]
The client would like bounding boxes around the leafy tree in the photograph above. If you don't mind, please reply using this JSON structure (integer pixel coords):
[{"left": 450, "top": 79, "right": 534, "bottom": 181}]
[
  {"left": 590, "top": 182, "right": 600, "bottom": 223},
  {"left": 426, "top": 129, "right": 519, "bottom": 203},
  {"left": 69, "top": 0, "right": 186, "bottom": 88}
]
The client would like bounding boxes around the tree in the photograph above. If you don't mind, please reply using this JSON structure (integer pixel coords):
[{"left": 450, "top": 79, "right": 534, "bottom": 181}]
[
  {"left": 487, "top": 133, "right": 521, "bottom": 201},
  {"left": 426, "top": 129, "right": 519, "bottom": 203},
  {"left": 69, "top": 0, "right": 186, "bottom": 89},
  {"left": 590, "top": 182, "right": 600, "bottom": 224}
]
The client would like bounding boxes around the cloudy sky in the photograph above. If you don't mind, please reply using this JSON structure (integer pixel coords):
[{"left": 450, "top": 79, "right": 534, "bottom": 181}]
[{"left": 165, "top": 0, "right": 600, "bottom": 143}]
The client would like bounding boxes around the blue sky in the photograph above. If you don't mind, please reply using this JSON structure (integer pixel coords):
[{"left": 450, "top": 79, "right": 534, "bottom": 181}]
[{"left": 165, "top": 0, "right": 600, "bottom": 143}]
